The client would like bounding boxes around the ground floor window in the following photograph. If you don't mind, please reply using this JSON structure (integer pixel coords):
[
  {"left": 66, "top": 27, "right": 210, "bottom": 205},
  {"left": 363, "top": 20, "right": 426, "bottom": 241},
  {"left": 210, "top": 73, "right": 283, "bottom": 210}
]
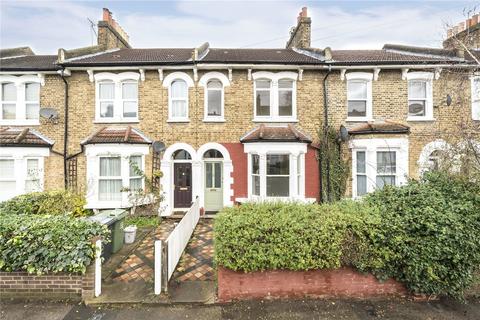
[
  {"left": 245, "top": 142, "right": 307, "bottom": 201},
  {"left": 0, "top": 148, "right": 47, "bottom": 202},
  {"left": 350, "top": 138, "right": 408, "bottom": 198},
  {"left": 85, "top": 144, "right": 149, "bottom": 209}
]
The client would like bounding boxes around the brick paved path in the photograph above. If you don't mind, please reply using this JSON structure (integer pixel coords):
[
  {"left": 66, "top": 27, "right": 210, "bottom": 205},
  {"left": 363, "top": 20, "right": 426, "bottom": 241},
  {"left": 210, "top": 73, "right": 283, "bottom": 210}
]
[{"left": 111, "top": 218, "right": 214, "bottom": 283}]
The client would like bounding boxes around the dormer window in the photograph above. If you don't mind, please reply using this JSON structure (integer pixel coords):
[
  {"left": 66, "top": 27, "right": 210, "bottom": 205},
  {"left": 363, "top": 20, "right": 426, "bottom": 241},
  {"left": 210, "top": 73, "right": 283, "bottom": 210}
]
[
  {"left": 94, "top": 72, "right": 139, "bottom": 123},
  {"left": 346, "top": 72, "right": 373, "bottom": 121},
  {"left": 0, "top": 75, "right": 42, "bottom": 125},
  {"left": 252, "top": 71, "right": 297, "bottom": 122}
]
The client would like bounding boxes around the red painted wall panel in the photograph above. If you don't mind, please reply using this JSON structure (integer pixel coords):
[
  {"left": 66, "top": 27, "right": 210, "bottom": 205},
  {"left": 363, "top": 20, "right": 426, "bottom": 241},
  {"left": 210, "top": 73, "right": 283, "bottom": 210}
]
[{"left": 222, "top": 143, "right": 248, "bottom": 201}]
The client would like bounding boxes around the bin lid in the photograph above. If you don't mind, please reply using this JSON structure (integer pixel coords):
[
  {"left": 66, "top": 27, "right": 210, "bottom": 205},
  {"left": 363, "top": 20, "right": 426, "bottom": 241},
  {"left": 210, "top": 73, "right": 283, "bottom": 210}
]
[{"left": 87, "top": 209, "right": 129, "bottom": 225}]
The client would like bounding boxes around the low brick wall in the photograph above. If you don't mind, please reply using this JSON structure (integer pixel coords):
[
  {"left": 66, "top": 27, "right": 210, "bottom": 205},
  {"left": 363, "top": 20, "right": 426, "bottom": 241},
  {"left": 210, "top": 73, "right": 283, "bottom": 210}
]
[
  {"left": 217, "top": 267, "right": 407, "bottom": 302},
  {"left": 0, "top": 265, "right": 94, "bottom": 300}
]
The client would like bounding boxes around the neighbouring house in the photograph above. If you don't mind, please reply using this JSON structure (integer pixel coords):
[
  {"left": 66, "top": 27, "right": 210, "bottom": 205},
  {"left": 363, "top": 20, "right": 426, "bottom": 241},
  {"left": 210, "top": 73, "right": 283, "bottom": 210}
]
[{"left": 1, "top": 7, "right": 479, "bottom": 214}]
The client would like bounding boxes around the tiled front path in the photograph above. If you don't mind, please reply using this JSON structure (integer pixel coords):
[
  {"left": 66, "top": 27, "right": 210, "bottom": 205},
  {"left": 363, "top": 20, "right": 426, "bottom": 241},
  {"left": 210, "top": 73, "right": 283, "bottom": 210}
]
[
  {"left": 111, "top": 218, "right": 214, "bottom": 283},
  {"left": 172, "top": 220, "right": 215, "bottom": 282}
]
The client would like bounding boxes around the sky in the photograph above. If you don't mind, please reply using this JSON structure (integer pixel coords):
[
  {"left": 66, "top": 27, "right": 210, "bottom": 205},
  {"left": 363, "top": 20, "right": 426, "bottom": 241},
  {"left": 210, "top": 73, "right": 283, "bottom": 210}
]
[{"left": 0, "top": 0, "right": 478, "bottom": 54}]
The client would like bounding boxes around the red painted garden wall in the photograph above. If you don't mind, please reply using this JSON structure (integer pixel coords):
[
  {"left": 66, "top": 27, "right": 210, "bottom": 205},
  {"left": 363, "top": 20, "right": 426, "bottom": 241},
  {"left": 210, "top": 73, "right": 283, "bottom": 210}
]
[{"left": 217, "top": 267, "right": 407, "bottom": 302}]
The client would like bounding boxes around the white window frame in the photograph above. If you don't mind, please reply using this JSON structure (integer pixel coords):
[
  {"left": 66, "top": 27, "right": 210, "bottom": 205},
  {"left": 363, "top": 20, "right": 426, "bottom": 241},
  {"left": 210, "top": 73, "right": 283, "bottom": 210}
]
[
  {"left": 345, "top": 72, "right": 373, "bottom": 122},
  {"left": 0, "top": 147, "right": 48, "bottom": 202},
  {"left": 98, "top": 156, "right": 123, "bottom": 201},
  {"left": 85, "top": 144, "right": 149, "bottom": 209},
  {"left": 406, "top": 72, "right": 434, "bottom": 121},
  {"left": 94, "top": 72, "right": 140, "bottom": 123},
  {"left": 244, "top": 142, "right": 306, "bottom": 201},
  {"left": 24, "top": 157, "right": 42, "bottom": 193},
  {"left": 471, "top": 75, "right": 480, "bottom": 121},
  {"left": 252, "top": 71, "right": 298, "bottom": 122},
  {"left": 350, "top": 138, "right": 409, "bottom": 198},
  {"left": 199, "top": 72, "right": 230, "bottom": 122},
  {"left": 0, "top": 75, "right": 42, "bottom": 125},
  {"left": 354, "top": 150, "right": 367, "bottom": 197},
  {"left": 162, "top": 72, "right": 194, "bottom": 122},
  {"left": 129, "top": 155, "right": 145, "bottom": 191}
]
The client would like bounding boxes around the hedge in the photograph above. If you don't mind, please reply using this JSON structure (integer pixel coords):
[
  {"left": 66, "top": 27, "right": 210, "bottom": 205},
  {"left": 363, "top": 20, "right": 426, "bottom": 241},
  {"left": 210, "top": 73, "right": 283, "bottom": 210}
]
[
  {"left": 0, "top": 214, "right": 109, "bottom": 274},
  {"left": 214, "top": 172, "right": 480, "bottom": 298},
  {"left": 0, "top": 190, "right": 91, "bottom": 217}
]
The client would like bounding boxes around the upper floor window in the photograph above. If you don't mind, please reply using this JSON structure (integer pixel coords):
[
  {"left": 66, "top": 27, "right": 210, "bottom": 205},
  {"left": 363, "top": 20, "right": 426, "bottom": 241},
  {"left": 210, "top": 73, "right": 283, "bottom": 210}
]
[
  {"left": 406, "top": 72, "right": 433, "bottom": 121},
  {"left": 199, "top": 72, "right": 230, "bottom": 122},
  {"left": 94, "top": 72, "right": 139, "bottom": 123},
  {"left": 471, "top": 76, "right": 480, "bottom": 120},
  {"left": 163, "top": 72, "right": 194, "bottom": 122},
  {"left": 345, "top": 72, "right": 373, "bottom": 121},
  {"left": 0, "top": 75, "right": 42, "bottom": 125},
  {"left": 252, "top": 71, "right": 297, "bottom": 122}
]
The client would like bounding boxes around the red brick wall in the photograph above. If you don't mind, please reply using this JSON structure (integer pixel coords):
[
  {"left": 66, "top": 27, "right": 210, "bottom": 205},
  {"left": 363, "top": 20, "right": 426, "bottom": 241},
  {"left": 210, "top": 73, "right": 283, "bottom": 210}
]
[
  {"left": 217, "top": 267, "right": 406, "bottom": 302},
  {"left": 0, "top": 266, "right": 94, "bottom": 300},
  {"left": 222, "top": 143, "right": 248, "bottom": 201},
  {"left": 305, "top": 146, "right": 320, "bottom": 201}
]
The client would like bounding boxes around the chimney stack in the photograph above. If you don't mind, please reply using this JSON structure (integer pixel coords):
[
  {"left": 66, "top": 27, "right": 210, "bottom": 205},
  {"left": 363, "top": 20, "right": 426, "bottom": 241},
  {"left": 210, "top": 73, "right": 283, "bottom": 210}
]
[
  {"left": 444, "top": 13, "right": 480, "bottom": 51},
  {"left": 286, "top": 7, "right": 311, "bottom": 49},
  {"left": 97, "top": 8, "right": 131, "bottom": 50}
]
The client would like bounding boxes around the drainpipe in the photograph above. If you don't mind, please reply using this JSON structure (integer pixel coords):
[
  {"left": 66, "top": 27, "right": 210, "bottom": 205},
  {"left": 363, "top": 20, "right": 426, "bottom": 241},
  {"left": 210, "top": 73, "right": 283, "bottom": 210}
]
[
  {"left": 321, "top": 65, "right": 332, "bottom": 203},
  {"left": 60, "top": 69, "right": 69, "bottom": 189}
]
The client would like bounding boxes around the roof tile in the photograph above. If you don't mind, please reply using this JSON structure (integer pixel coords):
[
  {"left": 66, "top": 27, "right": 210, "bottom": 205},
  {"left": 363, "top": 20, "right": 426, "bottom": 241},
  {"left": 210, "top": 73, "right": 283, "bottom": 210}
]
[
  {"left": 241, "top": 124, "right": 312, "bottom": 143},
  {"left": 81, "top": 126, "right": 152, "bottom": 145}
]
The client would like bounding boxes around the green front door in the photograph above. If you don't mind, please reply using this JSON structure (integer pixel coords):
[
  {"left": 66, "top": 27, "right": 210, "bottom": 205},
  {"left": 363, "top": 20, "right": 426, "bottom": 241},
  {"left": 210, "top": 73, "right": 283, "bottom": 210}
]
[{"left": 204, "top": 161, "right": 223, "bottom": 212}]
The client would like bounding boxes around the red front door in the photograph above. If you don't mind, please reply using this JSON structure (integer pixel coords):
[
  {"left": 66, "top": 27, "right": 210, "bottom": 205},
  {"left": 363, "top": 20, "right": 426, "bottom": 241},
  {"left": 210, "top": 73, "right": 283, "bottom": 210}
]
[{"left": 174, "top": 163, "right": 192, "bottom": 208}]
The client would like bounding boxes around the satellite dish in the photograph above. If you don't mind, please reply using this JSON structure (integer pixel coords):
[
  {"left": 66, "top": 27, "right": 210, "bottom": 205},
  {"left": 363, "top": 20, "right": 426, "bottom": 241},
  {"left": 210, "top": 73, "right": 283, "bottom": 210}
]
[
  {"left": 338, "top": 125, "right": 349, "bottom": 142},
  {"left": 39, "top": 107, "right": 59, "bottom": 119},
  {"left": 152, "top": 141, "right": 166, "bottom": 153},
  {"left": 446, "top": 94, "right": 452, "bottom": 106}
]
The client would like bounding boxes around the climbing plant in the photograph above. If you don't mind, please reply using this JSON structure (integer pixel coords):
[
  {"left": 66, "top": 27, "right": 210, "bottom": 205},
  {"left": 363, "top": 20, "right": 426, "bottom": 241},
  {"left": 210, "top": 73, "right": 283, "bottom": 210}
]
[{"left": 318, "top": 126, "right": 349, "bottom": 202}]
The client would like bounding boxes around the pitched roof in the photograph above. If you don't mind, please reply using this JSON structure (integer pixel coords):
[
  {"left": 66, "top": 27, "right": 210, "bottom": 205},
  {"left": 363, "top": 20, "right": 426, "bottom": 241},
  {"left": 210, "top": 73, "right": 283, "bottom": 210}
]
[
  {"left": 347, "top": 121, "right": 410, "bottom": 135},
  {"left": 0, "top": 47, "right": 35, "bottom": 58},
  {"left": 81, "top": 126, "right": 152, "bottom": 145},
  {"left": 63, "top": 48, "right": 323, "bottom": 66},
  {"left": 0, "top": 55, "right": 58, "bottom": 71},
  {"left": 241, "top": 124, "right": 312, "bottom": 143},
  {"left": 0, "top": 127, "right": 54, "bottom": 147}
]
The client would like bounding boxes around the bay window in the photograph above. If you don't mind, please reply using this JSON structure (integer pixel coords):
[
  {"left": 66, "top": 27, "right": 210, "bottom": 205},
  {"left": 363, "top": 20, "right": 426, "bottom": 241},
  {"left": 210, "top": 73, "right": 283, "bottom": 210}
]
[
  {"left": 252, "top": 72, "right": 297, "bottom": 121},
  {"left": 0, "top": 75, "right": 42, "bottom": 125},
  {"left": 266, "top": 154, "right": 290, "bottom": 197},
  {"left": 129, "top": 155, "right": 143, "bottom": 191},
  {"left": 99, "top": 157, "right": 122, "bottom": 201},
  {"left": 94, "top": 72, "right": 139, "bottom": 122},
  {"left": 25, "top": 158, "right": 41, "bottom": 193},
  {"left": 251, "top": 154, "right": 260, "bottom": 196},
  {"left": 0, "top": 159, "right": 16, "bottom": 200},
  {"left": 345, "top": 72, "right": 373, "bottom": 121},
  {"left": 406, "top": 72, "right": 433, "bottom": 121},
  {"left": 351, "top": 138, "right": 408, "bottom": 198}
]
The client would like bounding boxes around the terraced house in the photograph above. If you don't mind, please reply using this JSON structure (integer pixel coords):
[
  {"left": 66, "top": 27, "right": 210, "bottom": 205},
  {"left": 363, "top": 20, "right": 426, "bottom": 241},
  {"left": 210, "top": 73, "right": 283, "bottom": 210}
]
[{"left": 1, "top": 8, "right": 479, "bottom": 214}]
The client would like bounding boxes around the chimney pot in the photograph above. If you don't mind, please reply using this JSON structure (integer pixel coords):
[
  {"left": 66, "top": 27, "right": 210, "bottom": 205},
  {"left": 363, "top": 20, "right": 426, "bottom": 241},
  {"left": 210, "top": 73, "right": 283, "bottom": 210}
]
[
  {"left": 472, "top": 14, "right": 479, "bottom": 25},
  {"left": 301, "top": 7, "right": 308, "bottom": 17},
  {"left": 102, "top": 8, "right": 112, "bottom": 22}
]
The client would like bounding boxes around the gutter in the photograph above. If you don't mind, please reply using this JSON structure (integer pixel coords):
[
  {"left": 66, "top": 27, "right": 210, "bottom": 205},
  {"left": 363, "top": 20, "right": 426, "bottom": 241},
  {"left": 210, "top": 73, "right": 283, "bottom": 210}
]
[
  {"left": 59, "top": 69, "right": 69, "bottom": 189},
  {"left": 320, "top": 65, "right": 332, "bottom": 203}
]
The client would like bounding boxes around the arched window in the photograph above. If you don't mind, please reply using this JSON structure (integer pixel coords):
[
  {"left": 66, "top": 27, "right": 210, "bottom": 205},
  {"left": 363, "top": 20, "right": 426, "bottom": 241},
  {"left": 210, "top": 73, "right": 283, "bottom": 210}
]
[
  {"left": 170, "top": 80, "right": 188, "bottom": 120},
  {"left": 172, "top": 149, "right": 192, "bottom": 160},
  {"left": 1, "top": 82, "right": 17, "bottom": 120},
  {"left": 203, "top": 149, "right": 223, "bottom": 159},
  {"left": 206, "top": 80, "right": 223, "bottom": 117}
]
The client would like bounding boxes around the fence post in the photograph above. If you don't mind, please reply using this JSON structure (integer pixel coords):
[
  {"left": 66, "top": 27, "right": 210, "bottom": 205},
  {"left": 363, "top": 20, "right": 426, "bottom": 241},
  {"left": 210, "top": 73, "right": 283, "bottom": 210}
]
[
  {"left": 94, "top": 239, "right": 102, "bottom": 297},
  {"left": 154, "top": 240, "right": 162, "bottom": 295},
  {"left": 161, "top": 240, "right": 168, "bottom": 292}
]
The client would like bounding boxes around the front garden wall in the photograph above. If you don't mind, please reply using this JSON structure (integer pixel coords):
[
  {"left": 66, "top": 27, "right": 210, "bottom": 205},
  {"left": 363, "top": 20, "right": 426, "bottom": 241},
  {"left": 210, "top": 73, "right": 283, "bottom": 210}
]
[
  {"left": 0, "top": 265, "right": 94, "bottom": 300},
  {"left": 217, "top": 267, "right": 407, "bottom": 302}
]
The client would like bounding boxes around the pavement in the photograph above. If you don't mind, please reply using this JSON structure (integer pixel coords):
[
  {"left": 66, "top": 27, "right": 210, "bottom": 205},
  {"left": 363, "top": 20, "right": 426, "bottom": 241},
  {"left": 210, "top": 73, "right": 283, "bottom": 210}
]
[{"left": 2, "top": 297, "right": 480, "bottom": 320}]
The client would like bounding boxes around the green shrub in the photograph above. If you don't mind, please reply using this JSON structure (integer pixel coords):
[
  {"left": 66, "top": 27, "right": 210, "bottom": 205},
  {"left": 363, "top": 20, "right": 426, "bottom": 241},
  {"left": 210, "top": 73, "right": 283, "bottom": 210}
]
[
  {"left": 125, "top": 215, "right": 161, "bottom": 228},
  {"left": 0, "top": 214, "right": 109, "bottom": 274},
  {"left": 214, "top": 201, "right": 378, "bottom": 272},
  {"left": 359, "top": 172, "right": 480, "bottom": 298},
  {"left": 0, "top": 190, "right": 91, "bottom": 217}
]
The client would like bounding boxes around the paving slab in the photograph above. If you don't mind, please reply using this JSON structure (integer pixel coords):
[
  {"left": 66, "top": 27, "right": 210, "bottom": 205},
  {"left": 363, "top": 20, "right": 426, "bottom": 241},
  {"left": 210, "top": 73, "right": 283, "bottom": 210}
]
[{"left": 168, "top": 280, "right": 216, "bottom": 304}]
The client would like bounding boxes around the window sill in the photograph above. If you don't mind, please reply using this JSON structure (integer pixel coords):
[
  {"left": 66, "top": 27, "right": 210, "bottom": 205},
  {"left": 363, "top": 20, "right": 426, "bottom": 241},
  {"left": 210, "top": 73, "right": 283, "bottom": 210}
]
[
  {"left": 345, "top": 117, "right": 373, "bottom": 122},
  {"left": 252, "top": 118, "right": 298, "bottom": 123},
  {"left": 167, "top": 119, "right": 190, "bottom": 123},
  {"left": 406, "top": 117, "right": 436, "bottom": 122},
  {"left": 94, "top": 118, "right": 140, "bottom": 124},
  {"left": 0, "top": 120, "right": 40, "bottom": 126},
  {"left": 203, "top": 117, "right": 226, "bottom": 123}
]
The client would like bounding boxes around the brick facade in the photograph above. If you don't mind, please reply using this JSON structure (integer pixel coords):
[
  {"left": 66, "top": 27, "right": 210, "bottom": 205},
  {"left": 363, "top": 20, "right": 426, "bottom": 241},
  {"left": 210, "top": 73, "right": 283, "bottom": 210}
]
[
  {"left": 0, "top": 265, "right": 94, "bottom": 300},
  {"left": 217, "top": 267, "right": 407, "bottom": 302}
]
